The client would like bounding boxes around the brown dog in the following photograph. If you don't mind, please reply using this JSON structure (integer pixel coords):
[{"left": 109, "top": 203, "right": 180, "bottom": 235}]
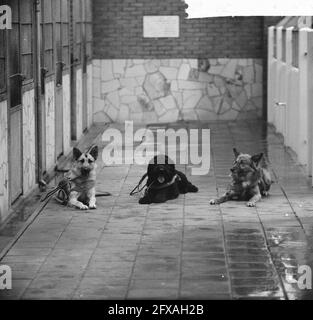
[
  {"left": 67, "top": 145, "right": 98, "bottom": 210},
  {"left": 210, "top": 148, "right": 272, "bottom": 207}
]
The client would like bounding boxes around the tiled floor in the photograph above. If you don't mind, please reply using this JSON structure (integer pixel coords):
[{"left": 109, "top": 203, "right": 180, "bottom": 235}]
[{"left": 1, "top": 120, "right": 313, "bottom": 300}]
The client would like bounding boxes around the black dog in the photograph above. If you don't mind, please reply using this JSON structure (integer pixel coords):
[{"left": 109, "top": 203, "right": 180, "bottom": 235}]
[{"left": 135, "top": 155, "right": 198, "bottom": 204}]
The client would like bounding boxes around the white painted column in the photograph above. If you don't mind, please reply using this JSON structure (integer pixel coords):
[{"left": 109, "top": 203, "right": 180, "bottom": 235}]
[
  {"left": 275, "top": 27, "right": 284, "bottom": 135},
  {"left": 87, "top": 63, "right": 93, "bottom": 128},
  {"left": 45, "top": 81, "right": 56, "bottom": 170},
  {"left": 298, "top": 29, "right": 313, "bottom": 174},
  {"left": 308, "top": 31, "right": 313, "bottom": 183},
  {"left": 285, "top": 27, "right": 293, "bottom": 149},
  {"left": 267, "top": 26, "right": 275, "bottom": 124},
  {"left": 76, "top": 68, "right": 83, "bottom": 140},
  {"left": 0, "top": 99, "right": 9, "bottom": 221},
  {"left": 62, "top": 73, "right": 71, "bottom": 155},
  {"left": 22, "top": 89, "right": 36, "bottom": 194}
]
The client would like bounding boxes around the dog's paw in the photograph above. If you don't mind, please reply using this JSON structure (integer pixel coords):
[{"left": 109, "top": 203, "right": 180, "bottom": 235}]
[
  {"left": 189, "top": 185, "right": 198, "bottom": 193},
  {"left": 77, "top": 203, "right": 89, "bottom": 210},
  {"left": 139, "top": 197, "right": 151, "bottom": 204},
  {"left": 89, "top": 203, "right": 97, "bottom": 209},
  {"left": 262, "top": 191, "right": 269, "bottom": 197},
  {"left": 246, "top": 201, "right": 256, "bottom": 207},
  {"left": 209, "top": 199, "right": 217, "bottom": 205}
]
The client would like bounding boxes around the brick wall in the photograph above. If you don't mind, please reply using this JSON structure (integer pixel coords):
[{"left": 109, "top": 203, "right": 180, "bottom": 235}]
[{"left": 93, "top": 0, "right": 265, "bottom": 59}]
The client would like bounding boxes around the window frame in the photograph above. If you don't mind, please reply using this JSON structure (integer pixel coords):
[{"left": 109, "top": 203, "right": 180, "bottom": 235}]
[
  {"left": 20, "top": 0, "right": 34, "bottom": 84},
  {"left": 84, "top": 0, "right": 92, "bottom": 64},
  {"left": 41, "top": 0, "right": 54, "bottom": 77},
  {"left": 61, "top": 0, "right": 70, "bottom": 70},
  {"left": 0, "top": 29, "right": 7, "bottom": 95}
]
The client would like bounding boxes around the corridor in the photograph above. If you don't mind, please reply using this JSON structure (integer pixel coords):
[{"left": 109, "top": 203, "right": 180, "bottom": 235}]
[{"left": 0, "top": 120, "right": 312, "bottom": 300}]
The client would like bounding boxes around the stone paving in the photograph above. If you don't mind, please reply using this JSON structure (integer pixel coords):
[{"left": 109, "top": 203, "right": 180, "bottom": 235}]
[{"left": 1, "top": 120, "right": 313, "bottom": 300}]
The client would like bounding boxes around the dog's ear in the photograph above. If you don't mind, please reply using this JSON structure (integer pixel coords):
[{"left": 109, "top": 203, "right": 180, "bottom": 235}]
[
  {"left": 233, "top": 148, "right": 240, "bottom": 158},
  {"left": 165, "top": 155, "right": 175, "bottom": 172},
  {"left": 147, "top": 156, "right": 157, "bottom": 176},
  {"left": 251, "top": 153, "right": 263, "bottom": 166},
  {"left": 73, "top": 147, "right": 82, "bottom": 160},
  {"left": 89, "top": 145, "right": 98, "bottom": 160},
  {"left": 169, "top": 164, "right": 175, "bottom": 173},
  {"left": 147, "top": 163, "right": 153, "bottom": 175}
]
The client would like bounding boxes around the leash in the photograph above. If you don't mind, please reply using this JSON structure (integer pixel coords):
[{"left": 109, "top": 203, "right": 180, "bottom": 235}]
[
  {"left": 40, "top": 178, "right": 72, "bottom": 204},
  {"left": 130, "top": 173, "right": 180, "bottom": 196},
  {"left": 40, "top": 177, "right": 111, "bottom": 204},
  {"left": 130, "top": 173, "right": 148, "bottom": 196}
]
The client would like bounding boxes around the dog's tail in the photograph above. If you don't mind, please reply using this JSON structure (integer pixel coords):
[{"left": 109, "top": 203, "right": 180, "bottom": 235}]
[{"left": 96, "top": 192, "right": 111, "bottom": 197}]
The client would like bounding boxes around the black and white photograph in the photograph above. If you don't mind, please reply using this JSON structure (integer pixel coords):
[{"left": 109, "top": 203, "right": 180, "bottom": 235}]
[{"left": 0, "top": 0, "right": 313, "bottom": 306}]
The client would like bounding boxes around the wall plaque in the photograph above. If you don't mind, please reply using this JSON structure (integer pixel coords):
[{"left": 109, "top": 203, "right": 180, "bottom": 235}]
[{"left": 143, "top": 16, "right": 179, "bottom": 38}]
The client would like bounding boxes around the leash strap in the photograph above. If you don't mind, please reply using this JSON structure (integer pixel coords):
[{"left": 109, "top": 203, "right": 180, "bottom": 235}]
[
  {"left": 130, "top": 173, "right": 148, "bottom": 196},
  {"left": 54, "top": 188, "right": 70, "bottom": 205},
  {"left": 40, "top": 178, "right": 72, "bottom": 202},
  {"left": 130, "top": 173, "right": 181, "bottom": 196}
]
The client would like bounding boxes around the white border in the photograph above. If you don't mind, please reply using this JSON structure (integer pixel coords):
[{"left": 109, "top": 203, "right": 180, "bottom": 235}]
[{"left": 185, "top": 0, "right": 313, "bottom": 18}]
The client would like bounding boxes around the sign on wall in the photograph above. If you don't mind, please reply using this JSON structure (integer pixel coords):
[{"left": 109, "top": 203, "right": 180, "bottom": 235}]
[{"left": 143, "top": 16, "right": 179, "bottom": 38}]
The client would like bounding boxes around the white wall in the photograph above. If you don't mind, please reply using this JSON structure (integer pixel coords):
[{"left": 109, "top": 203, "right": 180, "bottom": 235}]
[
  {"left": 45, "top": 80, "right": 56, "bottom": 170},
  {"left": 268, "top": 26, "right": 313, "bottom": 178},
  {"left": 22, "top": 89, "right": 36, "bottom": 194},
  {"left": 87, "top": 63, "right": 93, "bottom": 128},
  {"left": 0, "top": 99, "right": 9, "bottom": 223},
  {"left": 62, "top": 72, "right": 71, "bottom": 155},
  {"left": 76, "top": 68, "right": 83, "bottom": 140}
]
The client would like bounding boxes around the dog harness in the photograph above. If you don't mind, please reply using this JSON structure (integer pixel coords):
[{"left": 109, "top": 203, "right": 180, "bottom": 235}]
[
  {"left": 130, "top": 173, "right": 180, "bottom": 196},
  {"left": 149, "top": 174, "right": 179, "bottom": 190}
]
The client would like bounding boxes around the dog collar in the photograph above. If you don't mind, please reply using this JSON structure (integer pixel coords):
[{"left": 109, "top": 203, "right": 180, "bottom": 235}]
[{"left": 149, "top": 174, "right": 179, "bottom": 190}]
